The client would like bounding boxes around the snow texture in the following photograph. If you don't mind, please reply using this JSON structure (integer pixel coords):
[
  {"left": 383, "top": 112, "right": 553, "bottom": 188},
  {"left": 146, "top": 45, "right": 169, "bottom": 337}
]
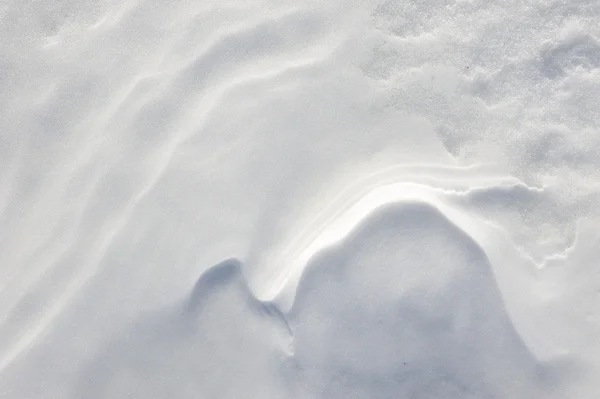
[{"left": 1, "top": 0, "right": 599, "bottom": 398}]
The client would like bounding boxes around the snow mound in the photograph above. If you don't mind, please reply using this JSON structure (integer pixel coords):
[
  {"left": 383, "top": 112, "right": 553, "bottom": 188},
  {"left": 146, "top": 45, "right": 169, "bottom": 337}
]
[
  {"left": 75, "top": 258, "right": 291, "bottom": 399},
  {"left": 288, "top": 200, "right": 570, "bottom": 398},
  {"left": 73, "top": 202, "right": 573, "bottom": 398}
]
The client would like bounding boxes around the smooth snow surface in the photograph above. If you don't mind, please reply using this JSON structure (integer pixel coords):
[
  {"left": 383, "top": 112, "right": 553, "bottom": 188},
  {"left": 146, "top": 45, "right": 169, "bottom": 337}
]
[{"left": 1, "top": 0, "right": 600, "bottom": 397}]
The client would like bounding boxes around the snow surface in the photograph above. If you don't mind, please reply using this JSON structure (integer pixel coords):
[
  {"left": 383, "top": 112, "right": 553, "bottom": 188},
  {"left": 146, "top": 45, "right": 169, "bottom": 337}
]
[{"left": 1, "top": 0, "right": 600, "bottom": 397}]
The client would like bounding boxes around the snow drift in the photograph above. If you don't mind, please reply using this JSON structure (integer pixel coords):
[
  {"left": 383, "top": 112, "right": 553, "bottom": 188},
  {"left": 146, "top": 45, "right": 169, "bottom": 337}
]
[{"left": 1, "top": 0, "right": 600, "bottom": 397}]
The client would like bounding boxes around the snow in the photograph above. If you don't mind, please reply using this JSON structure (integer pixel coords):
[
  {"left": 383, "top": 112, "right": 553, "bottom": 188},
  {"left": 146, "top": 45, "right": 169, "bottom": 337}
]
[{"left": 1, "top": 0, "right": 599, "bottom": 397}]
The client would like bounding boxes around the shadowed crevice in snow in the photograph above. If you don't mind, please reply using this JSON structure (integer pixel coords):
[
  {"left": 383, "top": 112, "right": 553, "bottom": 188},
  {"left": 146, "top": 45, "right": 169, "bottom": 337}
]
[{"left": 185, "top": 257, "right": 293, "bottom": 340}]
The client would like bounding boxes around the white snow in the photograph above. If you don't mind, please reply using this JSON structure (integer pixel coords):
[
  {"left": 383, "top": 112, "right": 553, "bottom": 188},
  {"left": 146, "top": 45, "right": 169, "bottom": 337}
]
[{"left": 1, "top": 0, "right": 600, "bottom": 397}]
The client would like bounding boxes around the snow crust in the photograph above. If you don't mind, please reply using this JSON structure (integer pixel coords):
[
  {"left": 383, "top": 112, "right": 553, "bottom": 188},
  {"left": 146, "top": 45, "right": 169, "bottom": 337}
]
[{"left": 1, "top": 0, "right": 600, "bottom": 397}]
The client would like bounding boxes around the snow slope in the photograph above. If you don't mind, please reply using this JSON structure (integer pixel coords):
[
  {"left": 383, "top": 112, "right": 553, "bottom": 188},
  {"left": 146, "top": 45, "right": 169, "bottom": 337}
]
[{"left": 1, "top": 0, "right": 599, "bottom": 397}]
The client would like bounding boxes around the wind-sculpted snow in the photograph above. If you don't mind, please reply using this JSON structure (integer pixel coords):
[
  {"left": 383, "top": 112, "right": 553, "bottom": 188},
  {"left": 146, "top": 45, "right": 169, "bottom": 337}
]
[
  {"left": 1, "top": 0, "right": 600, "bottom": 397},
  {"left": 70, "top": 201, "right": 571, "bottom": 398},
  {"left": 251, "top": 163, "right": 544, "bottom": 307}
]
